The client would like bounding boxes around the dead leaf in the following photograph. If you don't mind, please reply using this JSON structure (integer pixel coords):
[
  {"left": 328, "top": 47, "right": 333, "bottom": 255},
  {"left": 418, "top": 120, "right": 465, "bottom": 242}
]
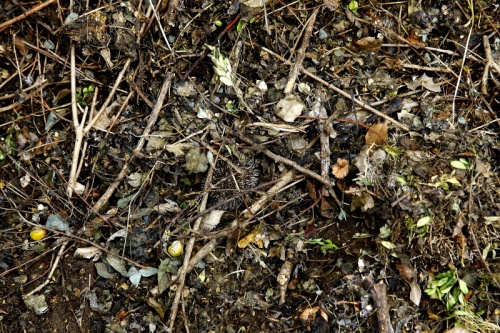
[
  {"left": 200, "top": 210, "right": 225, "bottom": 231},
  {"left": 275, "top": 94, "right": 305, "bottom": 122},
  {"left": 238, "top": 227, "right": 263, "bottom": 248},
  {"left": 349, "top": 37, "right": 383, "bottom": 53},
  {"left": 242, "top": 0, "right": 267, "bottom": 8},
  {"left": 184, "top": 147, "right": 208, "bottom": 174},
  {"left": 382, "top": 57, "right": 403, "bottom": 69},
  {"left": 14, "top": 36, "right": 29, "bottom": 55},
  {"left": 365, "top": 122, "right": 388, "bottom": 145},
  {"left": 74, "top": 246, "right": 102, "bottom": 261},
  {"left": 323, "top": 0, "right": 339, "bottom": 11},
  {"left": 407, "top": 73, "right": 441, "bottom": 92},
  {"left": 397, "top": 262, "right": 421, "bottom": 305},
  {"left": 350, "top": 192, "right": 375, "bottom": 212},
  {"left": 331, "top": 158, "right": 349, "bottom": 179},
  {"left": 299, "top": 306, "right": 324, "bottom": 321},
  {"left": 406, "top": 28, "right": 426, "bottom": 47}
]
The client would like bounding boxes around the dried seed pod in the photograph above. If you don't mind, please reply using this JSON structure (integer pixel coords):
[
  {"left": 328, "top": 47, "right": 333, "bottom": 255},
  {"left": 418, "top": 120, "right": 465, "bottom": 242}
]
[{"left": 207, "top": 157, "right": 260, "bottom": 211}]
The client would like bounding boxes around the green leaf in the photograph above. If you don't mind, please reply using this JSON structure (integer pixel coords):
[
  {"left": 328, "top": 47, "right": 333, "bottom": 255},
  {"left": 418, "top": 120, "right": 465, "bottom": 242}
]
[
  {"left": 237, "top": 20, "right": 244, "bottom": 32},
  {"left": 416, "top": 216, "right": 432, "bottom": 227},
  {"left": 308, "top": 238, "right": 325, "bottom": 245},
  {"left": 214, "top": 20, "right": 222, "bottom": 26},
  {"left": 440, "top": 286, "right": 453, "bottom": 294},
  {"left": 381, "top": 241, "right": 396, "bottom": 249},
  {"left": 458, "top": 279, "right": 469, "bottom": 294},
  {"left": 348, "top": 0, "right": 359, "bottom": 14},
  {"left": 320, "top": 239, "right": 339, "bottom": 253},
  {"left": 436, "top": 277, "right": 450, "bottom": 287},
  {"left": 450, "top": 160, "right": 467, "bottom": 170},
  {"left": 425, "top": 288, "right": 437, "bottom": 296}
]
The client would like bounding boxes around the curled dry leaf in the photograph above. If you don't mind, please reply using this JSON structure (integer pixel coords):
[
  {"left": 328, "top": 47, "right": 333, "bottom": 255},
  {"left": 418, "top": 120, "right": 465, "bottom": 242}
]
[
  {"left": 184, "top": 147, "right": 208, "bottom": 174},
  {"left": 275, "top": 94, "right": 305, "bottom": 122},
  {"left": 406, "top": 73, "right": 441, "bottom": 92},
  {"left": 74, "top": 246, "right": 103, "bottom": 261},
  {"left": 365, "top": 121, "right": 388, "bottom": 146},
  {"left": 237, "top": 227, "right": 264, "bottom": 249},
  {"left": 242, "top": 0, "right": 267, "bottom": 7},
  {"left": 331, "top": 158, "right": 349, "bottom": 179},
  {"left": 396, "top": 262, "right": 421, "bottom": 306},
  {"left": 349, "top": 36, "right": 383, "bottom": 53},
  {"left": 200, "top": 210, "right": 226, "bottom": 231},
  {"left": 278, "top": 261, "right": 293, "bottom": 304}
]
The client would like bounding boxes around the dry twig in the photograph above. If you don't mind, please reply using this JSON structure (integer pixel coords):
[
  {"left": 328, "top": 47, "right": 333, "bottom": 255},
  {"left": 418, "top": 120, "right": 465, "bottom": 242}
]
[
  {"left": 24, "top": 240, "right": 69, "bottom": 298},
  {"left": 481, "top": 35, "right": 500, "bottom": 96},
  {"left": 67, "top": 46, "right": 131, "bottom": 197},
  {"left": 0, "top": 0, "right": 57, "bottom": 32},
  {"left": 284, "top": 7, "right": 319, "bottom": 94},
  {"left": 363, "top": 275, "right": 394, "bottom": 333}
]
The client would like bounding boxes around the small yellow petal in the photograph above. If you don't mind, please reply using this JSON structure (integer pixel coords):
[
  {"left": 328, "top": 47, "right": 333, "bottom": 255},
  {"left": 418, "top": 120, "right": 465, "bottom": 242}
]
[{"left": 30, "top": 228, "right": 47, "bottom": 241}]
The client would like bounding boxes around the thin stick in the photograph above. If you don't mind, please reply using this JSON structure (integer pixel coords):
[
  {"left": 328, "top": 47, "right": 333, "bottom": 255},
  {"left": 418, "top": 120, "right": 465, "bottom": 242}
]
[
  {"left": 481, "top": 35, "right": 500, "bottom": 96},
  {"left": 24, "top": 240, "right": 69, "bottom": 297},
  {"left": 451, "top": 0, "right": 474, "bottom": 126},
  {"left": 168, "top": 165, "right": 212, "bottom": 330},
  {"left": 0, "top": 0, "right": 57, "bottom": 32},
  {"left": 284, "top": 7, "right": 319, "bottom": 94}
]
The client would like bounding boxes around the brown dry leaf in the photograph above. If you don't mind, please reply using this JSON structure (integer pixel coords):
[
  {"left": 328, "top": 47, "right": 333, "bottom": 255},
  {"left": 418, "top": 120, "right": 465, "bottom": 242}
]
[
  {"left": 406, "top": 28, "right": 426, "bottom": 47},
  {"left": 407, "top": 73, "right": 441, "bottom": 92},
  {"left": 382, "top": 57, "right": 403, "bottom": 69},
  {"left": 350, "top": 192, "right": 375, "bottom": 212},
  {"left": 237, "top": 227, "right": 262, "bottom": 248},
  {"left": 365, "top": 122, "right": 388, "bottom": 145},
  {"left": 14, "top": 36, "right": 29, "bottom": 55},
  {"left": 331, "top": 158, "right": 349, "bottom": 179},
  {"left": 323, "top": 0, "right": 339, "bottom": 11},
  {"left": 349, "top": 37, "right": 383, "bottom": 53},
  {"left": 299, "top": 306, "right": 321, "bottom": 321},
  {"left": 396, "top": 262, "right": 421, "bottom": 305}
]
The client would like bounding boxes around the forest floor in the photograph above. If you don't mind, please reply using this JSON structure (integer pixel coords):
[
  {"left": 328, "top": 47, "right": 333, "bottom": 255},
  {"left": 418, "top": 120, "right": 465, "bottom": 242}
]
[{"left": 1, "top": 0, "right": 500, "bottom": 332}]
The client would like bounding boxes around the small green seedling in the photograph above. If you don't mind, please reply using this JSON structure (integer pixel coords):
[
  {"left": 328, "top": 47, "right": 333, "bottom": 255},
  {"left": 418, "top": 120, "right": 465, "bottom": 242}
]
[
  {"left": 425, "top": 270, "right": 469, "bottom": 311},
  {"left": 76, "top": 84, "right": 95, "bottom": 106},
  {"left": 348, "top": 0, "right": 359, "bottom": 14},
  {"left": 308, "top": 238, "right": 340, "bottom": 254},
  {"left": 450, "top": 158, "right": 470, "bottom": 170}
]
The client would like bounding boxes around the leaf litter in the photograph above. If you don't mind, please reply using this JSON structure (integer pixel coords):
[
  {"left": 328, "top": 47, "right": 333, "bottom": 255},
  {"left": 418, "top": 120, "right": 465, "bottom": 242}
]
[{"left": 1, "top": 0, "right": 500, "bottom": 332}]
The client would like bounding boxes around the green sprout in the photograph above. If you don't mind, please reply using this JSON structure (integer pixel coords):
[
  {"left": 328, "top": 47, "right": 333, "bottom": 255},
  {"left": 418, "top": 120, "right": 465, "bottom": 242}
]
[
  {"left": 348, "top": 0, "right": 359, "bottom": 14},
  {"left": 0, "top": 134, "right": 15, "bottom": 161},
  {"left": 425, "top": 270, "right": 469, "bottom": 311},
  {"left": 308, "top": 238, "right": 340, "bottom": 254},
  {"left": 450, "top": 158, "right": 471, "bottom": 170},
  {"left": 76, "top": 84, "right": 95, "bottom": 106}
]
